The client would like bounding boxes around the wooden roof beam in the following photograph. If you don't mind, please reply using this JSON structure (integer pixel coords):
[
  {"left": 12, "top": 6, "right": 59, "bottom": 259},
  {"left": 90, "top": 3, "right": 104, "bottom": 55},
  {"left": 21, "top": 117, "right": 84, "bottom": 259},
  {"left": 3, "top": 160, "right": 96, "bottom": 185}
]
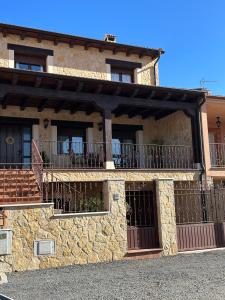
[
  {"left": 147, "top": 90, "right": 156, "bottom": 99},
  {"left": 55, "top": 100, "right": 65, "bottom": 113},
  {"left": 56, "top": 79, "right": 63, "bottom": 90},
  {"left": 130, "top": 88, "right": 139, "bottom": 98},
  {"left": 155, "top": 110, "right": 175, "bottom": 120},
  {"left": 70, "top": 103, "right": 80, "bottom": 114},
  {"left": 114, "top": 86, "right": 122, "bottom": 96},
  {"left": 76, "top": 82, "right": 84, "bottom": 92},
  {"left": 37, "top": 99, "right": 48, "bottom": 112},
  {"left": 95, "top": 84, "right": 103, "bottom": 94},
  {"left": 34, "top": 77, "right": 42, "bottom": 88},
  {"left": 20, "top": 97, "right": 27, "bottom": 111}
]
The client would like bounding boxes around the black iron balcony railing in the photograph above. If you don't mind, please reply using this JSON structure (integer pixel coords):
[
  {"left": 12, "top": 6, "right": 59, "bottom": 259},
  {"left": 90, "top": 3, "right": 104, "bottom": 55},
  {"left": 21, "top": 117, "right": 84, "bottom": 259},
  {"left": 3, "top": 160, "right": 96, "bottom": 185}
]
[
  {"left": 39, "top": 141, "right": 195, "bottom": 170},
  {"left": 113, "top": 143, "right": 194, "bottom": 169},
  {"left": 39, "top": 141, "right": 105, "bottom": 169},
  {"left": 209, "top": 143, "right": 225, "bottom": 168}
]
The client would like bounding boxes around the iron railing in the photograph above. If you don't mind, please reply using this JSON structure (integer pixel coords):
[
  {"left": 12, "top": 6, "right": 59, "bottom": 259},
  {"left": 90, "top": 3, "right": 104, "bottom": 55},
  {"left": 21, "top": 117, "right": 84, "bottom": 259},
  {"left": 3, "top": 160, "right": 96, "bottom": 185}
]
[
  {"left": 32, "top": 139, "right": 43, "bottom": 192},
  {"left": 174, "top": 181, "right": 225, "bottom": 225},
  {"left": 113, "top": 143, "right": 194, "bottom": 169},
  {"left": 39, "top": 141, "right": 104, "bottom": 169},
  {"left": 43, "top": 172, "right": 104, "bottom": 214},
  {"left": 209, "top": 143, "right": 225, "bottom": 168}
]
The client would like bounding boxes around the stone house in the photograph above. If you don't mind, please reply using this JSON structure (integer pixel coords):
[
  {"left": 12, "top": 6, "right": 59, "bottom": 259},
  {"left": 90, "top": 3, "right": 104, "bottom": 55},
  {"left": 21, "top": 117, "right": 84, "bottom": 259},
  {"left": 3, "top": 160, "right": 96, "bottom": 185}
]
[{"left": 0, "top": 23, "right": 217, "bottom": 273}]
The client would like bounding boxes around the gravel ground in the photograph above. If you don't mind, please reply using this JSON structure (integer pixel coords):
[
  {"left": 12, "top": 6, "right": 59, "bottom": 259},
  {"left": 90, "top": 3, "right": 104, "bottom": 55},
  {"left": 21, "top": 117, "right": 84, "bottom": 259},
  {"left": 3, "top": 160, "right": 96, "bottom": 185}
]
[{"left": 1, "top": 250, "right": 225, "bottom": 300}]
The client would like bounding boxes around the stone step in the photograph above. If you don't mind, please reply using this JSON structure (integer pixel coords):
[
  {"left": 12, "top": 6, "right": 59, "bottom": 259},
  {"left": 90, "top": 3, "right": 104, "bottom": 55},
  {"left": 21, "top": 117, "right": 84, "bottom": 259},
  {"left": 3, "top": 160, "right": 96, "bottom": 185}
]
[{"left": 125, "top": 248, "right": 163, "bottom": 260}]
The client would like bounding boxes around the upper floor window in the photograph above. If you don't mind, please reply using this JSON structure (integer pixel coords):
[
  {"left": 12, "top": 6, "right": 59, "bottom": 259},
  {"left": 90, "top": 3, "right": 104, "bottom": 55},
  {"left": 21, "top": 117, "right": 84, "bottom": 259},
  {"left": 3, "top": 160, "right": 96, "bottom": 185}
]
[
  {"left": 8, "top": 44, "right": 54, "bottom": 73},
  {"left": 111, "top": 67, "right": 133, "bottom": 83},
  {"left": 106, "top": 58, "right": 142, "bottom": 84},
  {"left": 15, "top": 54, "right": 46, "bottom": 72}
]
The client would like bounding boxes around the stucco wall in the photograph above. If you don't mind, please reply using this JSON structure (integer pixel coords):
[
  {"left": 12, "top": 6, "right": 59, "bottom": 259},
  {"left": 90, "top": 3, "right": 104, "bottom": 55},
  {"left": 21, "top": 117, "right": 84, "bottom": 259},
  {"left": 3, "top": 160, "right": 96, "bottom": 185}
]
[
  {"left": 0, "top": 34, "right": 158, "bottom": 85},
  {"left": 0, "top": 179, "right": 127, "bottom": 272}
]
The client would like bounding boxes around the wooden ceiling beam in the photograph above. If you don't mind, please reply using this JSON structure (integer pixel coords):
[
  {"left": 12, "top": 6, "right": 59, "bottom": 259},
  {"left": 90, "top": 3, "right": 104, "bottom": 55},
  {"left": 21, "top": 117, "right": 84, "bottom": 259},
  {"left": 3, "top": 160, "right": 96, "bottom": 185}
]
[
  {"left": 56, "top": 79, "right": 63, "bottom": 90},
  {"left": 95, "top": 84, "right": 103, "bottom": 94},
  {"left": 147, "top": 90, "right": 156, "bottom": 99},
  {"left": 1, "top": 96, "right": 8, "bottom": 109},
  {"left": 20, "top": 97, "right": 27, "bottom": 111},
  {"left": 11, "top": 74, "right": 18, "bottom": 86},
  {"left": 70, "top": 103, "right": 80, "bottom": 114},
  {"left": 114, "top": 86, "right": 122, "bottom": 96},
  {"left": 55, "top": 100, "right": 65, "bottom": 113},
  {"left": 37, "top": 99, "right": 48, "bottom": 112},
  {"left": 130, "top": 88, "right": 139, "bottom": 98},
  {"left": 155, "top": 110, "right": 174, "bottom": 120},
  {"left": 34, "top": 77, "right": 42, "bottom": 88},
  {"left": 76, "top": 82, "right": 84, "bottom": 92}
]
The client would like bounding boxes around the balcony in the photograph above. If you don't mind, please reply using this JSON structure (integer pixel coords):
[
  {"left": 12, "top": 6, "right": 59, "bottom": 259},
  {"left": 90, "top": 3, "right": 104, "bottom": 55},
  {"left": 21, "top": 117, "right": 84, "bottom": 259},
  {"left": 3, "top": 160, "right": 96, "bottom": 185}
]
[
  {"left": 39, "top": 141, "right": 195, "bottom": 170},
  {"left": 209, "top": 143, "right": 225, "bottom": 168}
]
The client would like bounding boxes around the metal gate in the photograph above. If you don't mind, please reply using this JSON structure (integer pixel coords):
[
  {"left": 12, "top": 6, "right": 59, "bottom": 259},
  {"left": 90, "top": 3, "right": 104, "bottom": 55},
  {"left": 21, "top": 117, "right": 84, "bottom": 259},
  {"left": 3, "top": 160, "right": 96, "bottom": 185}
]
[
  {"left": 126, "top": 182, "right": 159, "bottom": 250},
  {"left": 175, "top": 181, "right": 225, "bottom": 251}
]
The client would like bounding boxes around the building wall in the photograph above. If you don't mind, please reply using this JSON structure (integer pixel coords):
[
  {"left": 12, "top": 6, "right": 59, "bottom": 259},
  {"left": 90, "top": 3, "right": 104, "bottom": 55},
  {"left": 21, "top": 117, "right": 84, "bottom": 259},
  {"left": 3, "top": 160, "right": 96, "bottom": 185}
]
[
  {"left": 0, "top": 180, "right": 127, "bottom": 272},
  {"left": 0, "top": 34, "right": 158, "bottom": 85},
  {"left": 0, "top": 106, "right": 193, "bottom": 147},
  {"left": 0, "top": 178, "right": 180, "bottom": 273}
]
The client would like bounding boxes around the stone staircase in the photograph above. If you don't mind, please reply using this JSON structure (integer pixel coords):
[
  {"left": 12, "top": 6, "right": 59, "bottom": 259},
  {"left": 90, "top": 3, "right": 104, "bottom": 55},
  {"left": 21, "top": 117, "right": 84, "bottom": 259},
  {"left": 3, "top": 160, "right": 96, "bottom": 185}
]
[{"left": 0, "top": 169, "right": 42, "bottom": 204}]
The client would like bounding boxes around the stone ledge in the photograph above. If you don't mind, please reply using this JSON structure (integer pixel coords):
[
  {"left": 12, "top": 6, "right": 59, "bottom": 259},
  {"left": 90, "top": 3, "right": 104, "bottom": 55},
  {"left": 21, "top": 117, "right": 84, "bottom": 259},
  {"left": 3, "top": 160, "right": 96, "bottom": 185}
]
[
  {"left": 52, "top": 210, "right": 111, "bottom": 219},
  {"left": 0, "top": 202, "right": 54, "bottom": 209}
]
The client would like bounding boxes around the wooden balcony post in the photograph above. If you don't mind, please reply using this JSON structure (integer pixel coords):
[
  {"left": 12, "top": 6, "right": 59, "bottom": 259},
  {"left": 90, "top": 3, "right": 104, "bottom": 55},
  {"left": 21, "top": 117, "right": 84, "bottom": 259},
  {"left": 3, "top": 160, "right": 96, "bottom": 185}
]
[
  {"left": 191, "top": 109, "right": 202, "bottom": 167},
  {"left": 103, "top": 108, "right": 115, "bottom": 169}
]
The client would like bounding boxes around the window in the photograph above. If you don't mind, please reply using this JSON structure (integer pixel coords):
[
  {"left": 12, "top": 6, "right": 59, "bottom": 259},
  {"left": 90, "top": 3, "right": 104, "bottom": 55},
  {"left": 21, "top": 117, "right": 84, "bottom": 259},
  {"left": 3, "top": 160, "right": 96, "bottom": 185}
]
[
  {"left": 111, "top": 67, "right": 133, "bottom": 83},
  {"left": 15, "top": 53, "right": 46, "bottom": 72},
  {"left": 57, "top": 127, "right": 86, "bottom": 155}
]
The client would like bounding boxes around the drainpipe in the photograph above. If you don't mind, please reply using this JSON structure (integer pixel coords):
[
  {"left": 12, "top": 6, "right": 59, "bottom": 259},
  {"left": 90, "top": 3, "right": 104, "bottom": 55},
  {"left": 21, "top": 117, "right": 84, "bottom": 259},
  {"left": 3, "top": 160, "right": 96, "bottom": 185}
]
[
  {"left": 153, "top": 49, "right": 163, "bottom": 86},
  {"left": 198, "top": 93, "right": 207, "bottom": 183}
]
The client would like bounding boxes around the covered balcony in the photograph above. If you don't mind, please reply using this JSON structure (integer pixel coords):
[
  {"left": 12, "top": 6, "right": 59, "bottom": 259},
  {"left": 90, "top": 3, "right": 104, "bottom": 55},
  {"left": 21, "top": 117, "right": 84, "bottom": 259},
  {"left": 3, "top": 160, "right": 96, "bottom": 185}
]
[
  {"left": 202, "top": 96, "right": 225, "bottom": 176},
  {"left": 0, "top": 67, "right": 204, "bottom": 171}
]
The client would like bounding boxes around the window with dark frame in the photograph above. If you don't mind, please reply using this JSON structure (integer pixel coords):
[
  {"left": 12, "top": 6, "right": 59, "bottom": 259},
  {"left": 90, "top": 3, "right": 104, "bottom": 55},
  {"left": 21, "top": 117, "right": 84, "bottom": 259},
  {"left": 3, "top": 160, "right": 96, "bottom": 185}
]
[
  {"left": 111, "top": 67, "right": 134, "bottom": 83},
  {"left": 57, "top": 127, "right": 86, "bottom": 155},
  {"left": 14, "top": 53, "right": 46, "bottom": 72}
]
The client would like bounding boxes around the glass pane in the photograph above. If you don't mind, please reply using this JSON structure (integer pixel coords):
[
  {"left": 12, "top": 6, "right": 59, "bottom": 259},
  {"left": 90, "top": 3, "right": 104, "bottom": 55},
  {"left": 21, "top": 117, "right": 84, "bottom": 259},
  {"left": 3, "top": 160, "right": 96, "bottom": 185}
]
[
  {"left": 58, "top": 136, "right": 69, "bottom": 154},
  {"left": 112, "top": 139, "right": 121, "bottom": 155},
  {"left": 71, "top": 137, "right": 84, "bottom": 154},
  {"left": 31, "top": 65, "right": 43, "bottom": 72},
  {"left": 23, "top": 157, "right": 31, "bottom": 168},
  {"left": 23, "top": 127, "right": 31, "bottom": 141},
  {"left": 16, "top": 63, "right": 29, "bottom": 70},
  {"left": 111, "top": 73, "right": 120, "bottom": 82},
  {"left": 122, "top": 74, "right": 132, "bottom": 83},
  {"left": 23, "top": 142, "right": 31, "bottom": 156}
]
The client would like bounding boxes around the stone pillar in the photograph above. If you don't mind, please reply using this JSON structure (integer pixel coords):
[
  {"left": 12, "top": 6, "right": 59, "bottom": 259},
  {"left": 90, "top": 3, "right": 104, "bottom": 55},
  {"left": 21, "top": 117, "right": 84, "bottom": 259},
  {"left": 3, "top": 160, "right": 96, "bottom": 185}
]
[
  {"left": 103, "top": 179, "right": 127, "bottom": 257},
  {"left": 136, "top": 130, "right": 144, "bottom": 168},
  {"left": 103, "top": 109, "right": 115, "bottom": 169},
  {"left": 156, "top": 178, "right": 178, "bottom": 256}
]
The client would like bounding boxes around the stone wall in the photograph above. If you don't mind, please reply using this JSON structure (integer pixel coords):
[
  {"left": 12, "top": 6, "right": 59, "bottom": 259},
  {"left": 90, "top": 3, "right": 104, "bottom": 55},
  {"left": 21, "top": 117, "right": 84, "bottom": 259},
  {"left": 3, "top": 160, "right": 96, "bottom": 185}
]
[
  {"left": 156, "top": 179, "right": 177, "bottom": 256},
  {"left": 0, "top": 179, "right": 127, "bottom": 272},
  {"left": 0, "top": 34, "right": 157, "bottom": 85}
]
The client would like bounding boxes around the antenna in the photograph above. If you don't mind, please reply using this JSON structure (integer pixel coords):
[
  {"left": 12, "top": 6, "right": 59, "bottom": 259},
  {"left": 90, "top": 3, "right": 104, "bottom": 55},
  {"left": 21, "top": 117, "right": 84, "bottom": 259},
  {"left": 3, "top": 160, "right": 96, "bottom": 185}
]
[{"left": 200, "top": 78, "right": 217, "bottom": 89}]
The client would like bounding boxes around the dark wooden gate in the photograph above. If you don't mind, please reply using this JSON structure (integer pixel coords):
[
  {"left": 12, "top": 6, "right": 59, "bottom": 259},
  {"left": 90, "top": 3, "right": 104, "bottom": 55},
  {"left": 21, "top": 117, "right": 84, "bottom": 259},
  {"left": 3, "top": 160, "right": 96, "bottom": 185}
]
[
  {"left": 126, "top": 182, "right": 159, "bottom": 250},
  {"left": 175, "top": 181, "right": 225, "bottom": 251}
]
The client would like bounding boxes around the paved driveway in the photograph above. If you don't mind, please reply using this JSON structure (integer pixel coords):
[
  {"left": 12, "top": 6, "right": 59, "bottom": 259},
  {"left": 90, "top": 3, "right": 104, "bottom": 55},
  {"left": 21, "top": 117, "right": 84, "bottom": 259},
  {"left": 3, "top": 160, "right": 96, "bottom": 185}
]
[{"left": 1, "top": 250, "right": 225, "bottom": 300}]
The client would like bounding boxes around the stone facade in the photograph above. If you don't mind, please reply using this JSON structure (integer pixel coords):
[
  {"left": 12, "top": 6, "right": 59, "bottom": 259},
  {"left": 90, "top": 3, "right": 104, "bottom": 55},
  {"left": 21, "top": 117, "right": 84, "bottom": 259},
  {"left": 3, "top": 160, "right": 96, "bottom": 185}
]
[
  {"left": 156, "top": 179, "right": 177, "bottom": 256},
  {"left": 0, "top": 34, "right": 158, "bottom": 86},
  {"left": 0, "top": 179, "right": 127, "bottom": 272}
]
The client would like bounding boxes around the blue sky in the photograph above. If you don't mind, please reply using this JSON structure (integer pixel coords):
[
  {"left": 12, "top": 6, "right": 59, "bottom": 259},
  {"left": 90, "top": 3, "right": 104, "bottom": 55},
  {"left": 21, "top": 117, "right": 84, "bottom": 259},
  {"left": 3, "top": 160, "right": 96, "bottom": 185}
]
[{"left": 0, "top": 0, "right": 224, "bottom": 95}]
